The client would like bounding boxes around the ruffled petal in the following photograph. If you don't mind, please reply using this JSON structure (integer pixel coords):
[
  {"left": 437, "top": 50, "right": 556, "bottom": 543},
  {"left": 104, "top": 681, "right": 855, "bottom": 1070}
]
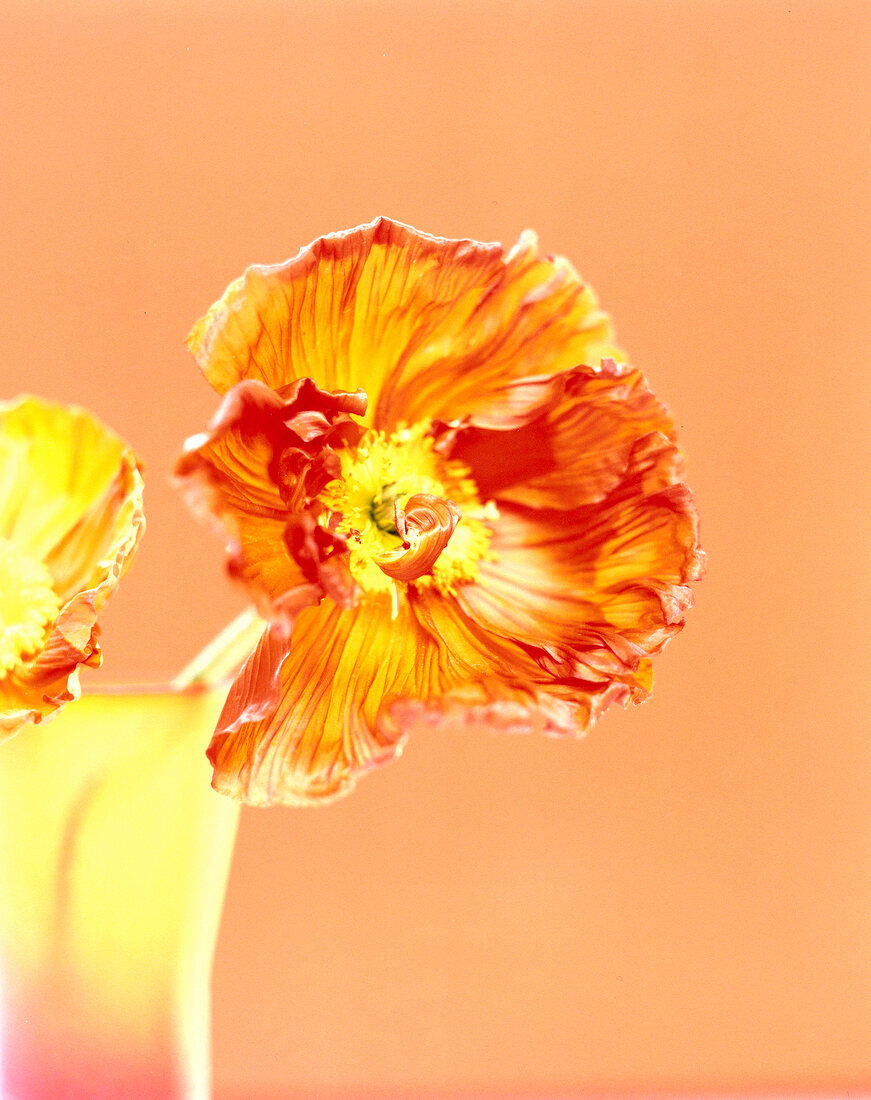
[
  {"left": 0, "top": 397, "right": 145, "bottom": 739},
  {"left": 175, "top": 377, "right": 364, "bottom": 618},
  {"left": 187, "top": 217, "right": 620, "bottom": 432},
  {"left": 454, "top": 432, "right": 704, "bottom": 707},
  {"left": 437, "top": 359, "right": 677, "bottom": 510},
  {"left": 0, "top": 626, "right": 101, "bottom": 741},
  {"left": 181, "top": 221, "right": 705, "bottom": 802},
  {"left": 404, "top": 586, "right": 632, "bottom": 737},
  {"left": 379, "top": 228, "right": 620, "bottom": 429},
  {"left": 0, "top": 397, "right": 142, "bottom": 569},
  {"left": 206, "top": 582, "right": 627, "bottom": 806},
  {"left": 207, "top": 598, "right": 439, "bottom": 805}
]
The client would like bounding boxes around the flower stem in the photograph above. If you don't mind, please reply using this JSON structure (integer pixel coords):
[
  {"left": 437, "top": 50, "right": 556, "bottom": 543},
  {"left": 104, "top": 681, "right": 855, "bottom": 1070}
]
[{"left": 171, "top": 607, "right": 265, "bottom": 691}]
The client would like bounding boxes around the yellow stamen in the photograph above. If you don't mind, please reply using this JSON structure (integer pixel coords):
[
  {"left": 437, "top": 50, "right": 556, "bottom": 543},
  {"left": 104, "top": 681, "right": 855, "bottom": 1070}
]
[
  {"left": 0, "top": 537, "right": 61, "bottom": 676},
  {"left": 319, "top": 422, "right": 496, "bottom": 599}
]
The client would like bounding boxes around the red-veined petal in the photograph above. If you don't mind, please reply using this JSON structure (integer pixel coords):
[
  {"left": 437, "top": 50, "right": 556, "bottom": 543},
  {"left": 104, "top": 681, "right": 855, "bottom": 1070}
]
[
  {"left": 187, "top": 218, "right": 620, "bottom": 432},
  {"left": 207, "top": 598, "right": 436, "bottom": 805},
  {"left": 438, "top": 359, "right": 678, "bottom": 510},
  {"left": 175, "top": 377, "right": 364, "bottom": 619},
  {"left": 455, "top": 432, "right": 704, "bottom": 706}
]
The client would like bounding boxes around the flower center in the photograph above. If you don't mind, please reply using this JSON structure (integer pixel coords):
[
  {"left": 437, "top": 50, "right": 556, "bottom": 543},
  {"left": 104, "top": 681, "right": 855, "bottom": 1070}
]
[
  {"left": 369, "top": 482, "right": 402, "bottom": 534},
  {"left": 0, "top": 537, "right": 61, "bottom": 676},
  {"left": 318, "top": 422, "right": 496, "bottom": 598}
]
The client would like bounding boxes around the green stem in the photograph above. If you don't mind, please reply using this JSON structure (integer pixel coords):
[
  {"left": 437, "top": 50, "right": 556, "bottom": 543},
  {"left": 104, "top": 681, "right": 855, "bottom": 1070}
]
[{"left": 171, "top": 607, "right": 265, "bottom": 691}]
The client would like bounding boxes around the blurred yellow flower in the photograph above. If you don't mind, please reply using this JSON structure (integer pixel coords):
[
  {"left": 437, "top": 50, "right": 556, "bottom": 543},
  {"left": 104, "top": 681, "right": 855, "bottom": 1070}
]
[
  {"left": 0, "top": 396, "right": 144, "bottom": 739},
  {"left": 178, "top": 218, "right": 704, "bottom": 806}
]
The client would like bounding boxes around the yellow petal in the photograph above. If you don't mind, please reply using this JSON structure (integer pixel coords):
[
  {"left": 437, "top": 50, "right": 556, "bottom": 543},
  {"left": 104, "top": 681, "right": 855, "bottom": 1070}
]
[{"left": 0, "top": 396, "right": 144, "bottom": 738}]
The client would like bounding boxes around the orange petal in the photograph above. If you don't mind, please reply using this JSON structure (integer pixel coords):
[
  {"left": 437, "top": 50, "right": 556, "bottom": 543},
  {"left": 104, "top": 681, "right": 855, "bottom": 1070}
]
[
  {"left": 439, "top": 359, "right": 678, "bottom": 510},
  {"left": 175, "top": 377, "right": 364, "bottom": 618},
  {"left": 207, "top": 586, "right": 621, "bottom": 806},
  {"left": 186, "top": 217, "right": 620, "bottom": 432},
  {"left": 0, "top": 396, "right": 145, "bottom": 739},
  {"left": 405, "top": 585, "right": 633, "bottom": 737},
  {"left": 205, "top": 453, "right": 699, "bottom": 805},
  {"left": 379, "top": 229, "right": 621, "bottom": 430},
  {"left": 454, "top": 432, "right": 704, "bottom": 709},
  {"left": 0, "top": 667, "right": 81, "bottom": 743},
  {"left": 206, "top": 598, "right": 439, "bottom": 805}
]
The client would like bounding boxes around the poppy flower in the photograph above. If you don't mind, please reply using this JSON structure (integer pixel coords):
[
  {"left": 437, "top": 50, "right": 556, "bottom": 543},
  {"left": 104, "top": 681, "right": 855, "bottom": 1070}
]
[
  {"left": 177, "top": 217, "right": 704, "bottom": 806},
  {"left": 0, "top": 396, "right": 145, "bottom": 739}
]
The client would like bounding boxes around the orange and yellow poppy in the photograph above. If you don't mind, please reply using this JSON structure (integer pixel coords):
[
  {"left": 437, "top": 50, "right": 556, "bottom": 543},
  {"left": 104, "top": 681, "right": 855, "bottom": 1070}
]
[
  {"left": 177, "top": 217, "right": 704, "bottom": 806},
  {"left": 0, "top": 396, "right": 145, "bottom": 739}
]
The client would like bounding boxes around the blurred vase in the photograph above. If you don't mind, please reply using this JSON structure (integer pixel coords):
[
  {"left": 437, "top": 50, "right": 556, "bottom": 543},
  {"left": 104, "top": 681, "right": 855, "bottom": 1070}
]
[{"left": 0, "top": 686, "right": 240, "bottom": 1100}]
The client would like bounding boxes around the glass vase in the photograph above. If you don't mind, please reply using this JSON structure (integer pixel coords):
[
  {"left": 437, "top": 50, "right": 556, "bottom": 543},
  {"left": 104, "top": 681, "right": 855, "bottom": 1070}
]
[{"left": 0, "top": 685, "right": 240, "bottom": 1100}]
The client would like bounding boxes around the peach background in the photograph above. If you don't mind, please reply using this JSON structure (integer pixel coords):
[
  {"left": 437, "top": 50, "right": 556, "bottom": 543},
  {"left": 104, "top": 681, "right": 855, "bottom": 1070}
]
[{"left": 2, "top": 1, "right": 870, "bottom": 1097}]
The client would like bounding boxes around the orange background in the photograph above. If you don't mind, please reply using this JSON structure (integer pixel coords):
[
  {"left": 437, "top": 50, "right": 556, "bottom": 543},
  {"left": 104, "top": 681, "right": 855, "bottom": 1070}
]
[{"left": 2, "top": 1, "right": 870, "bottom": 1097}]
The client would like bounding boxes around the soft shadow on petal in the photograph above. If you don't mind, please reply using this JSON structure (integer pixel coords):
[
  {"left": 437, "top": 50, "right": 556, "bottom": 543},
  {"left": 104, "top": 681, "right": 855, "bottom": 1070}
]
[
  {"left": 440, "top": 359, "right": 678, "bottom": 511},
  {"left": 176, "top": 384, "right": 309, "bottom": 617},
  {"left": 0, "top": 398, "right": 141, "bottom": 568},
  {"left": 207, "top": 598, "right": 442, "bottom": 806}
]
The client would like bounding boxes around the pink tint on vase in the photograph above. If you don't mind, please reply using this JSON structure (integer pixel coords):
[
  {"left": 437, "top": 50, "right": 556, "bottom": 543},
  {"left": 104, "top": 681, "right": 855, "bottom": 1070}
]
[{"left": 0, "top": 687, "right": 239, "bottom": 1100}]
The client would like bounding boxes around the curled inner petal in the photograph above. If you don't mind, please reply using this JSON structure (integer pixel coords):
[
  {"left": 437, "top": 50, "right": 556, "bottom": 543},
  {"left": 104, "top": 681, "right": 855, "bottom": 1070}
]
[
  {"left": 318, "top": 421, "right": 494, "bottom": 598},
  {"left": 176, "top": 377, "right": 368, "bottom": 620},
  {"left": 376, "top": 494, "right": 461, "bottom": 583},
  {"left": 272, "top": 378, "right": 368, "bottom": 508},
  {"left": 283, "top": 511, "right": 356, "bottom": 609}
]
